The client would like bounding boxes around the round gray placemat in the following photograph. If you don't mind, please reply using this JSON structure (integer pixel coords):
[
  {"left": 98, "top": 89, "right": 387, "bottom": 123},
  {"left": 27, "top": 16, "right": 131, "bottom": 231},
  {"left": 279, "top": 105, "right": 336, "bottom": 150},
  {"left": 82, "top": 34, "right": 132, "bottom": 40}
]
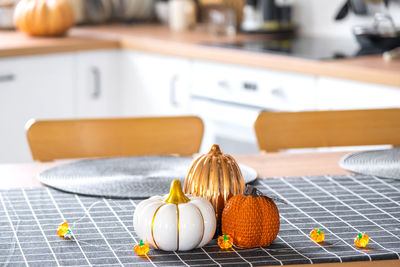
[
  {"left": 38, "top": 156, "right": 258, "bottom": 198},
  {"left": 339, "top": 147, "right": 400, "bottom": 179}
]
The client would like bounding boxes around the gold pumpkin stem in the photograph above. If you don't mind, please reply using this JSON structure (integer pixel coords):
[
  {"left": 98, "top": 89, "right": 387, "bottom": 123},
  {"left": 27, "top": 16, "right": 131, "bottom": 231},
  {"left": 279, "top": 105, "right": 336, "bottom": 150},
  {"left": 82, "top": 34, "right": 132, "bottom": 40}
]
[
  {"left": 164, "top": 180, "right": 190, "bottom": 204},
  {"left": 209, "top": 144, "right": 222, "bottom": 154}
]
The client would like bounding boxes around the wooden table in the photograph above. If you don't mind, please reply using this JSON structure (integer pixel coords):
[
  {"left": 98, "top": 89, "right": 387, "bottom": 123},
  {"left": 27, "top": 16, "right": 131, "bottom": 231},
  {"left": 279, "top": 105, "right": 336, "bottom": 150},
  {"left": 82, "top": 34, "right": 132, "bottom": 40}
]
[
  {"left": 0, "top": 151, "right": 398, "bottom": 267},
  {"left": 0, "top": 151, "right": 351, "bottom": 189}
]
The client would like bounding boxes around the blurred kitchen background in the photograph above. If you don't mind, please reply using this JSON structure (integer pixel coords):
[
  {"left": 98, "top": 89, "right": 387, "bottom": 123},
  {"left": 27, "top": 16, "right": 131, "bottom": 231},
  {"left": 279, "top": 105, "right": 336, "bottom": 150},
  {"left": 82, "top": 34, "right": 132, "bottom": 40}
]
[{"left": 1, "top": 0, "right": 400, "bottom": 162}]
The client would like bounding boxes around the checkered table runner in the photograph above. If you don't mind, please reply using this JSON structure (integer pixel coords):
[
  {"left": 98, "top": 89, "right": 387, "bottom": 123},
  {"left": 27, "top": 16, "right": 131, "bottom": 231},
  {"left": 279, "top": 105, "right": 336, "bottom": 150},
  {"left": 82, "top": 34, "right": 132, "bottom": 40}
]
[{"left": 1, "top": 174, "right": 399, "bottom": 267}]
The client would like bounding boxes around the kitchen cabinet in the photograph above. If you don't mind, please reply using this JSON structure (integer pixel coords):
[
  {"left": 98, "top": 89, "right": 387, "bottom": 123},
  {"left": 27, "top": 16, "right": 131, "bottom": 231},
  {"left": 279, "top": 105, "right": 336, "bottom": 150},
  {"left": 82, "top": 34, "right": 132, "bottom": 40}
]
[
  {"left": 316, "top": 77, "right": 400, "bottom": 110},
  {"left": 0, "top": 49, "right": 120, "bottom": 163},
  {"left": 76, "top": 50, "right": 121, "bottom": 118},
  {"left": 1, "top": 48, "right": 400, "bottom": 162},
  {"left": 120, "top": 51, "right": 191, "bottom": 116},
  {"left": 0, "top": 54, "right": 76, "bottom": 163}
]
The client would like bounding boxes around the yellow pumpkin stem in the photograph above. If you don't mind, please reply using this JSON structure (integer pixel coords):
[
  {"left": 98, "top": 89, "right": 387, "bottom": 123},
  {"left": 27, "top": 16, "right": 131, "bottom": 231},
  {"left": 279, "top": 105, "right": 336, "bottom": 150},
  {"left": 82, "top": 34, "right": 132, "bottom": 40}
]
[{"left": 164, "top": 180, "right": 190, "bottom": 204}]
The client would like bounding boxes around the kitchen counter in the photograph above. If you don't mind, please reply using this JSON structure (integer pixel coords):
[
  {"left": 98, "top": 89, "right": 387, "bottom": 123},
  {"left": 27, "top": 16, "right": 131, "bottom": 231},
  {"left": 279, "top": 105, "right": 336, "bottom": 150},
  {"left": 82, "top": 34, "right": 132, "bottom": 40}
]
[
  {"left": 0, "top": 28, "right": 119, "bottom": 57},
  {"left": 1, "top": 24, "right": 399, "bottom": 87}
]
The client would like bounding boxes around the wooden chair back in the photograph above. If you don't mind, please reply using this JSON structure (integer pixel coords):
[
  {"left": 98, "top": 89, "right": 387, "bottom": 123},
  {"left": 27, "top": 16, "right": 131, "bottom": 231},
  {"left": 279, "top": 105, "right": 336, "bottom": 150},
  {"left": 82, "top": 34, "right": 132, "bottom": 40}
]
[
  {"left": 254, "top": 109, "right": 400, "bottom": 152},
  {"left": 26, "top": 116, "right": 204, "bottom": 161}
]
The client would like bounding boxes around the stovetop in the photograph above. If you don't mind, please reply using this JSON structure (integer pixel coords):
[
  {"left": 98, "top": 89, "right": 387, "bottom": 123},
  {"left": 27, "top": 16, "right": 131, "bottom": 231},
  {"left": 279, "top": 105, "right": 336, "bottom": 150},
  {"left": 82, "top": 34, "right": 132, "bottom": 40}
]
[{"left": 204, "top": 37, "right": 383, "bottom": 60}]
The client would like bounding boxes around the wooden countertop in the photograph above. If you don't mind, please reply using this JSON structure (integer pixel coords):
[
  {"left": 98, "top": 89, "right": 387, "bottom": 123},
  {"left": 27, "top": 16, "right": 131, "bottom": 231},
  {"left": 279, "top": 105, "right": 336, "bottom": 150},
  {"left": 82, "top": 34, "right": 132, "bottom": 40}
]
[
  {"left": 1, "top": 24, "right": 400, "bottom": 87},
  {"left": 0, "top": 28, "right": 119, "bottom": 58}
]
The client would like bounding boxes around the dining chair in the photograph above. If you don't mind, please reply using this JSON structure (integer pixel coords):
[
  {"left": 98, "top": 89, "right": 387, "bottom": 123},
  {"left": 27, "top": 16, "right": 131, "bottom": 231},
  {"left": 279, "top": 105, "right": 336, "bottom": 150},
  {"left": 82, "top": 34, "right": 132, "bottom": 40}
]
[
  {"left": 254, "top": 108, "right": 400, "bottom": 152},
  {"left": 26, "top": 116, "right": 204, "bottom": 161}
]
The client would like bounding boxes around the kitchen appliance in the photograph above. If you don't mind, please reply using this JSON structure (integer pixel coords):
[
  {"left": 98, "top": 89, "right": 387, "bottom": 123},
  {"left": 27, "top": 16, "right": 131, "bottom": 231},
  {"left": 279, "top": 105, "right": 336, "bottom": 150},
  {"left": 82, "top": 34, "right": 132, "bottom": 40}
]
[
  {"left": 201, "top": 3, "right": 237, "bottom": 36},
  {"left": 199, "top": 0, "right": 245, "bottom": 26},
  {"left": 353, "top": 13, "right": 400, "bottom": 51},
  {"left": 241, "top": 0, "right": 259, "bottom": 31},
  {"left": 189, "top": 61, "right": 317, "bottom": 154},
  {"left": 334, "top": 0, "right": 393, "bottom": 20},
  {"left": 82, "top": 0, "right": 155, "bottom": 24},
  {"left": 241, "top": 0, "right": 294, "bottom": 33},
  {"left": 204, "top": 36, "right": 365, "bottom": 60}
]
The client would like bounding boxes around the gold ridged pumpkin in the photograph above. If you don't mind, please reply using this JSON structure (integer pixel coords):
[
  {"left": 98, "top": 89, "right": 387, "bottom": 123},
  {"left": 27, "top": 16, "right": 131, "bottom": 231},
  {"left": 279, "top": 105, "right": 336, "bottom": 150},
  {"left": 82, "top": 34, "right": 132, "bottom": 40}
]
[
  {"left": 14, "top": 0, "right": 75, "bottom": 36},
  {"left": 184, "top": 144, "right": 245, "bottom": 230}
]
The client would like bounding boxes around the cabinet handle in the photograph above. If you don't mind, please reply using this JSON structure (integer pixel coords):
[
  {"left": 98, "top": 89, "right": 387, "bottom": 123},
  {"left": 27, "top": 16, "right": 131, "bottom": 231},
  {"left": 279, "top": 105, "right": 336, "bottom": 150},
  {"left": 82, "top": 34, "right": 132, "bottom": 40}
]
[
  {"left": 90, "top": 66, "right": 101, "bottom": 99},
  {"left": 170, "top": 74, "right": 179, "bottom": 107},
  {"left": 0, "top": 74, "right": 15, "bottom": 83}
]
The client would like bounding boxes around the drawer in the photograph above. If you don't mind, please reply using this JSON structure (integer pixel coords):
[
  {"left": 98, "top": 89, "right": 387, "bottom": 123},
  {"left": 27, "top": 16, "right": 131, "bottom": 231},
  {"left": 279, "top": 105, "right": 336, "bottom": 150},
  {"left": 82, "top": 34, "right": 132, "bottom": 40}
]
[
  {"left": 191, "top": 60, "right": 318, "bottom": 111},
  {"left": 317, "top": 77, "right": 400, "bottom": 110}
]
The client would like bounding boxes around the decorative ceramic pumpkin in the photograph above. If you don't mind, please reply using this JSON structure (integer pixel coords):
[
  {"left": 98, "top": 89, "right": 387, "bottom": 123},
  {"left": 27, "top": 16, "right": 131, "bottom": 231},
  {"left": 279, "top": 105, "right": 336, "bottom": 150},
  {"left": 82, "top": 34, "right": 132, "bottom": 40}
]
[
  {"left": 221, "top": 185, "right": 280, "bottom": 248},
  {"left": 354, "top": 233, "right": 369, "bottom": 248},
  {"left": 14, "top": 0, "right": 75, "bottom": 36},
  {"left": 310, "top": 228, "right": 325, "bottom": 243},
  {"left": 184, "top": 144, "right": 245, "bottom": 228},
  {"left": 133, "top": 180, "right": 216, "bottom": 251}
]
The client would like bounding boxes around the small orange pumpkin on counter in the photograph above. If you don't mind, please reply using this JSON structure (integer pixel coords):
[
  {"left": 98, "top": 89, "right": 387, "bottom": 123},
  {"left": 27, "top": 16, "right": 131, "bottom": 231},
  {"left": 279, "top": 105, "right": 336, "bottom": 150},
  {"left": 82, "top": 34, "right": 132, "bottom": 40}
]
[
  {"left": 221, "top": 185, "right": 280, "bottom": 248},
  {"left": 218, "top": 234, "right": 233, "bottom": 249},
  {"left": 354, "top": 233, "right": 369, "bottom": 248},
  {"left": 134, "top": 240, "right": 150, "bottom": 256},
  {"left": 14, "top": 0, "right": 75, "bottom": 36},
  {"left": 310, "top": 228, "right": 325, "bottom": 243}
]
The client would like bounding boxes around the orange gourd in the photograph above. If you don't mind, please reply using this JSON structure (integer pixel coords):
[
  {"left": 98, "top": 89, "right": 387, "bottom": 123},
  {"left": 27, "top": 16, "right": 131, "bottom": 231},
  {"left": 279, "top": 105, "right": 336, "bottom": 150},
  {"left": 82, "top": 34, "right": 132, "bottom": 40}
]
[
  {"left": 14, "top": 0, "right": 74, "bottom": 36},
  {"left": 221, "top": 185, "right": 280, "bottom": 248}
]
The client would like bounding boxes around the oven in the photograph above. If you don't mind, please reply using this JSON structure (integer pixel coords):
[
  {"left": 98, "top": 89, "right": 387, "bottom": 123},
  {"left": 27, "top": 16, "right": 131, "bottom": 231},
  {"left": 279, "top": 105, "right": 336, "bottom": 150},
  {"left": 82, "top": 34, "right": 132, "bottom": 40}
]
[{"left": 189, "top": 61, "right": 317, "bottom": 154}]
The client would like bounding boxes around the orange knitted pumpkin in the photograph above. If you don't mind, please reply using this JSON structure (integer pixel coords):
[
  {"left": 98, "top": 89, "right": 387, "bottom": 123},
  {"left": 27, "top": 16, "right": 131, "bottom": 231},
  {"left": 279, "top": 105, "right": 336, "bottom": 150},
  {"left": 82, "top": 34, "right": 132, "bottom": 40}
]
[{"left": 221, "top": 185, "right": 280, "bottom": 248}]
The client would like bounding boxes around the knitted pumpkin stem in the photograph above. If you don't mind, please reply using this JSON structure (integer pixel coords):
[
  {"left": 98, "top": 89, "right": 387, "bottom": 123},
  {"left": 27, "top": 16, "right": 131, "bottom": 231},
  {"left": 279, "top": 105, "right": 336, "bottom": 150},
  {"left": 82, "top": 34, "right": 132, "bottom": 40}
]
[{"left": 244, "top": 185, "right": 258, "bottom": 196}]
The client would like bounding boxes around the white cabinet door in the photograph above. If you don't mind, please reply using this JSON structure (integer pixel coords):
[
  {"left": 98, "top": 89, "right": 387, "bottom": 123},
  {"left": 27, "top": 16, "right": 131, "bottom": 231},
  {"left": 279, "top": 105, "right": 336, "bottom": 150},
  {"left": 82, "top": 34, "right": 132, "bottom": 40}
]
[
  {"left": 121, "top": 51, "right": 191, "bottom": 116},
  {"left": 76, "top": 49, "right": 121, "bottom": 118},
  {"left": 190, "top": 60, "right": 318, "bottom": 113},
  {"left": 317, "top": 77, "right": 400, "bottom": 110},
  {"left": 0, "top": 54, "right": 75, "bottom": 163}
]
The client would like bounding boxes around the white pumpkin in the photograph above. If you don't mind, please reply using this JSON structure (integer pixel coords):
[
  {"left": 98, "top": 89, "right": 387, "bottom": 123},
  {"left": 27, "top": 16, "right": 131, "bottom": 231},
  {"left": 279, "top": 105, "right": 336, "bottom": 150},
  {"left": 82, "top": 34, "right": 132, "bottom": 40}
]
[{"left": 134, "top": 180, "right": 216, "bottom": 251}]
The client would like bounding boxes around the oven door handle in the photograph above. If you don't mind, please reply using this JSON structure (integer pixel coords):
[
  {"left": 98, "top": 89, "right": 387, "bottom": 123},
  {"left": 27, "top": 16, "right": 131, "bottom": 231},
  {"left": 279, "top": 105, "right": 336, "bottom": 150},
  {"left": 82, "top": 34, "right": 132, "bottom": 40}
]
[{"left": 190, "top": 95, "right": 267, "bottom": 110}]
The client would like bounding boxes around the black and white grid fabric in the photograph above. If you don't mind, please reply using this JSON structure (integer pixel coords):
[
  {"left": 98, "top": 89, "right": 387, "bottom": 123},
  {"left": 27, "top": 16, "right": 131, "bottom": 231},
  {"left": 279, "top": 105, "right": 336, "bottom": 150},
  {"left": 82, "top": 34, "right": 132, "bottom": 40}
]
[{"left": 0, "top": 174, "right": 399, "bottom": 267}]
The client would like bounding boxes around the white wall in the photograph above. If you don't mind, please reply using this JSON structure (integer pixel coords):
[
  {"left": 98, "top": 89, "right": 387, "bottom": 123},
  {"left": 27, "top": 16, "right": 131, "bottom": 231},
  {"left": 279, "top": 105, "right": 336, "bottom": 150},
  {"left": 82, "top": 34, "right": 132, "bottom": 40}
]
[{"left": 293, "top": 0, "right": 400, "bottom": 40}]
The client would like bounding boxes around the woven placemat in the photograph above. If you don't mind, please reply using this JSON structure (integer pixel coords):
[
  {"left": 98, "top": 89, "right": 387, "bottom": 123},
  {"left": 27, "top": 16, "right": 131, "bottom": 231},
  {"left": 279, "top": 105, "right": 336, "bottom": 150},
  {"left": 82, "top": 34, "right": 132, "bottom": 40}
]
[
  {"left": 340, "top": 147, "right": 400, "bottom": 180},
  {"left": 38, "top": 156, "right": 258, "bottom": 199}
]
